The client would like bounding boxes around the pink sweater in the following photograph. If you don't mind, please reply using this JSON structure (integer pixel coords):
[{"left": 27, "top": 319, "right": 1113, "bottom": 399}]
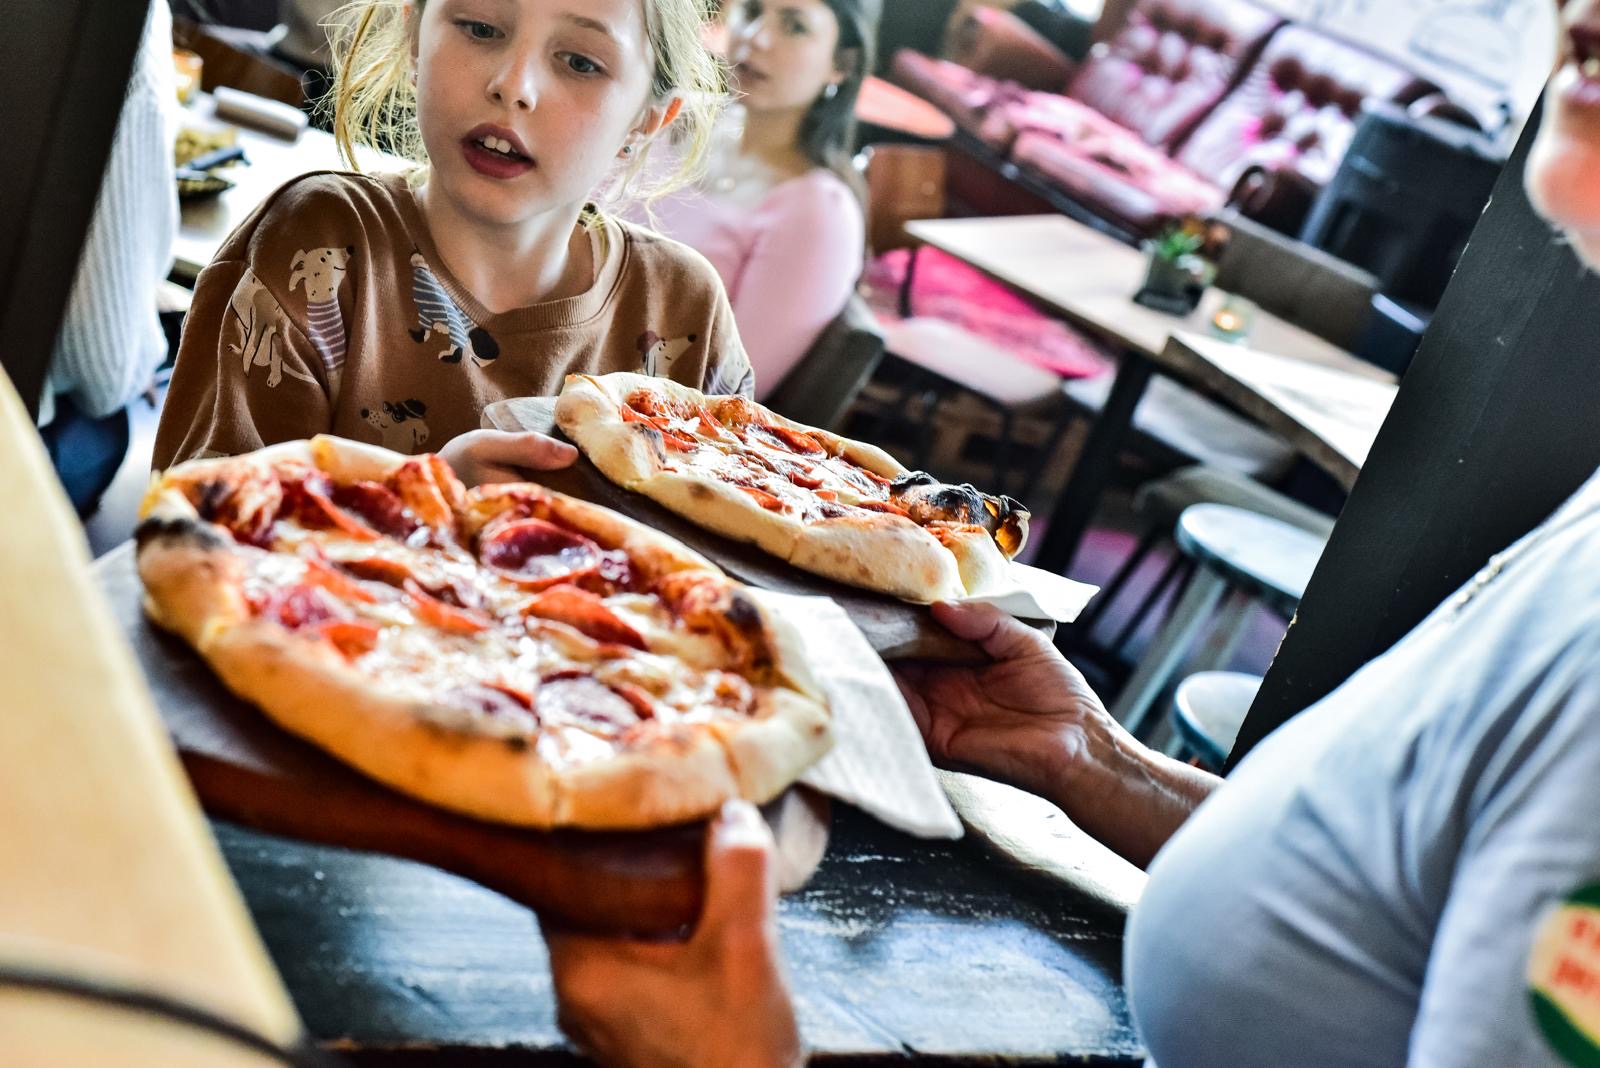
[{"left": 644, "top": 169, "right": 864, "bottom": 399}]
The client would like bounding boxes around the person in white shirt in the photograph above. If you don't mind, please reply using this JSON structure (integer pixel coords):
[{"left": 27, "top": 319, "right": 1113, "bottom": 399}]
[{"left": 41, "top": 0, "right": 177, "bottom": 516}]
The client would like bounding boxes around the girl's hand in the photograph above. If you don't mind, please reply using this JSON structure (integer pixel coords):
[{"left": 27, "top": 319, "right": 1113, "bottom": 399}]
[
  {"left": 438, "top": 430, "right": 577, "bottom": 486},
  {"left": 893, "top": 602, "right": 1112, "bottom": 802},
  {"left": 544, "top": 800, "right": 804, "bottom": 1068}
]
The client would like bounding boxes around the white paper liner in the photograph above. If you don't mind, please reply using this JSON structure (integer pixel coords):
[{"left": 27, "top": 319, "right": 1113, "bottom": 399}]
[
  {"left": 748, "top": 589, "right": 963, "bottom": 840},
  {"left": 955, "top": 563, "right": 1099, "bottom": 622}
]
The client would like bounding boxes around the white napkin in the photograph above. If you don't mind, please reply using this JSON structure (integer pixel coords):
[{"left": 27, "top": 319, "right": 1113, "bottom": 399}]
[
  {"left": 748, "top": 589, "right": 963, "bottom": 840},
  {"left": 213, "top": 87, "right": 309, "bottom": 140},
  {"left": 956, "top": 563, "right": 1098, "bottom": 623}
]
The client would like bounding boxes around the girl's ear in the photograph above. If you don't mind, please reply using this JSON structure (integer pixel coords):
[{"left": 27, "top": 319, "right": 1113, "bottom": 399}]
[
  {"left": 627, "top": 93, "right": 684, "bottom": 150},
  {"left": 631, "top": 93, "right": 685, "bottom": 142}
]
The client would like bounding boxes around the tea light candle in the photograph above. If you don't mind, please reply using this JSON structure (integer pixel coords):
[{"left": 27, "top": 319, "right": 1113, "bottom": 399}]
[{"left": 1209, "top": 296, "right": 1256, "bottom": 342}]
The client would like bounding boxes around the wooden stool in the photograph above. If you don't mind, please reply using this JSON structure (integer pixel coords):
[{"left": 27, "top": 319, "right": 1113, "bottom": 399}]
[
  {"left": 1110, "top": 503, "right": 1325, "bottom": 739},
  {"left": 1069, "top": 465, "right": 1334, "bottom": 661},
  {"left": 1171, "top": 671, "right": 1262, "bottom": 771}
]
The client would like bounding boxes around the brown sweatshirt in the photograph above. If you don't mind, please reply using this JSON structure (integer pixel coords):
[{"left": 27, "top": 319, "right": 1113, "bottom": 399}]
[{"left": 154, "top": 170, "right": 755, "bottom": 468}]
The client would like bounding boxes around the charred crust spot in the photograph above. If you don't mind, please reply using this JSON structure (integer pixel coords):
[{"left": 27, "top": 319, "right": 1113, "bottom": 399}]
[
  {"left": 635, "top": 425, "right": 668, "bottom": 464},
  {"left": 687, "top": 482, "right": 713, "bottom": 500},
  {"left": 725, "top": 591, "right": 762, "bottom": 632},
  {"left": 134, "top": 514, "right": 227, "bottom": 552},
  {"left": 890, "top": 471, "right": 940, "bottom": 491},
  {"left": 197, "top": 479, "right": 232, "bottom": 521},
  {"left": 504, "top": 735, "right": 531, "bottom": 752}
]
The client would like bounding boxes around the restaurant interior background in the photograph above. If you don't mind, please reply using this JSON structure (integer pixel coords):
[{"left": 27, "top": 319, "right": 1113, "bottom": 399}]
[
  {"left": 108, "top": 0, "right": 1564, "bottom": 718},
  {"left": 7, "top": 0, "right": 1600, "bottom": 1061}
]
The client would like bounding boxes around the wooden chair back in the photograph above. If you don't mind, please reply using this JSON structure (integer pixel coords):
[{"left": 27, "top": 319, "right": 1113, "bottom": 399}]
[
  {"left": 763, "top": 294, "right": 885, "bottom": 431},
  {"left": 862, "top": 143, "right": 947, "bottom": 256}
]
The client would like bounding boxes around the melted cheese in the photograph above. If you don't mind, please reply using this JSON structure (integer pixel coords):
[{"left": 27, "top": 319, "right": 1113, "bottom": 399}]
[{"left": 237, "top": 518, "right": 765, "bottom": 755}]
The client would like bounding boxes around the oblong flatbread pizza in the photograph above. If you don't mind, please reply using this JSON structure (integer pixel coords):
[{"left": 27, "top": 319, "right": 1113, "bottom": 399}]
[
  {"left": 135, "top": 436, "right": 831, "bottom": 830},
  {"left": 554, "top": 373, "right": 1030, "bottom": 602}
]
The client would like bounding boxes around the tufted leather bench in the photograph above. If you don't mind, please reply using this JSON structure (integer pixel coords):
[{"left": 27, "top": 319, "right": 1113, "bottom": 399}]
[
  {"left": 1173, "top": 25, "right": 1441, "bottom": 200},
  {"left": 887, "top": 0, "right": 1469, "bottom": 237},
  {"left": 1064, "top": 0, "right": 1283, "bottom": 150}
]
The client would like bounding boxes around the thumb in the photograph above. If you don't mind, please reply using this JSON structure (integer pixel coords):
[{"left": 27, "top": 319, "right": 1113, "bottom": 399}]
[
  {"left": 472, "top": 430, "right": 578, "bottom": 470},
  {"left": 695, "top": 799, "right": 777, "bottom": 939},
  {"left": 931, "top": 601, "right": 1053, "bottom": 664}
]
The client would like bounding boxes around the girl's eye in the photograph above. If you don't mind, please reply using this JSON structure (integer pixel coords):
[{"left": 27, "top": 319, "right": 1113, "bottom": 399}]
[
  {"left": 781, "top": 13, "right": 807, "bottom": 35},
  {"left": 456, "top": 19, "right": 501, "bottom": 41},
  {"left": 562, "top": 53, "right": 602, "bottom": 75}
]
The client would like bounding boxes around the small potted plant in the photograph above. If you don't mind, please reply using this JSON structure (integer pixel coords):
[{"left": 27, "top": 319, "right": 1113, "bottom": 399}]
[{"left": 1133, "top": 216, "right": 1228, "bottom": 315}]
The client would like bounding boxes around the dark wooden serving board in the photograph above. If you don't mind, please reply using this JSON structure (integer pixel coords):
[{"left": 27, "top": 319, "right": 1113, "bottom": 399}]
[
  {"left": 485, "top": 396, "right": 1052, "bottom": 662},
  {"left": 95, "top": 543, "right": 829, "bottom": 934}
]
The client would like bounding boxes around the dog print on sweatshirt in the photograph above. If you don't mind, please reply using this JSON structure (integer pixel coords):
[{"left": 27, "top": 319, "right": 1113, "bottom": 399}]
[
  {"left": 407, "top": 251, "right": 500, "bottom": 367},
  {"left": 289, "top": 245, "right": 355, "bottom": 391}
]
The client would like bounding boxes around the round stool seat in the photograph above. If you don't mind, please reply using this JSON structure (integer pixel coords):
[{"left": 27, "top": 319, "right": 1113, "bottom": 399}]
[
  {"left": 1133, "top": 465, "right": 1336, "bottom": 539},
  {"left": 1176, "top": 503, "right": 1326, "bottom": 618},
  {"left": 1173, "top": 671, "right": 1262, "bottom": 771}
]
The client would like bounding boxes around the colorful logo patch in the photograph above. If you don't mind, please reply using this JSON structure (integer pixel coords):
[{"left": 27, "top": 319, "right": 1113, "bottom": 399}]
[{"left": 1530, "top": 883, "right": 1600, "bottom": 1066}]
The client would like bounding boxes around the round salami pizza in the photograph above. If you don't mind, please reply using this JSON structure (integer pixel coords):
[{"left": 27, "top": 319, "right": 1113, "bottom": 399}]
[
  {"left": 554, "top": 372, "right": 1031, "bottom": 602},
  {"left": 134, "top": 436, "right": 832, "bottom": 830}
]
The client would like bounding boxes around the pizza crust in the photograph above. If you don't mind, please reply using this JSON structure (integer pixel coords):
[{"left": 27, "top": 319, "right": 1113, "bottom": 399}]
[{"left": 137, "top": 435, "right": 833, "bottom": 830}]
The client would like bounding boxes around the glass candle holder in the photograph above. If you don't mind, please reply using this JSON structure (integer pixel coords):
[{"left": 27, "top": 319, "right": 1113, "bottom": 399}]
[
  {"left": 1209, "top": 294, "right": 1257, "bottom": 342},
  {"left": 173, "top": 49, "right": 203, "bottom": 107}
]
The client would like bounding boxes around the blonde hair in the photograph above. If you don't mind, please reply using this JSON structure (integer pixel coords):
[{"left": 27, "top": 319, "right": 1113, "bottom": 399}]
[{"left": 326, "top": 0, "right": 726, "bottom": 211}]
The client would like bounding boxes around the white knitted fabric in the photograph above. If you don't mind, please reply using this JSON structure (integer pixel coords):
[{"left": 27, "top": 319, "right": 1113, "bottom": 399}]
[{"left": 41, "top": 0, "right": 178, "bottom": 426}]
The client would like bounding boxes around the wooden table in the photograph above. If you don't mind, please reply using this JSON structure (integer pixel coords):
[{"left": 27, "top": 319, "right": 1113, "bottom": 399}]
[
  {"left": 217, "top": 791, "right": 1142, "bottom": 1065},
  {"left": 1163, "top": 332, "right": 1397, "bottom": 492},
  {"left": 903, "top": 215, "right": 1394, "bottom": 573},
  {"left": 173, "top": 94, "right": 407, "bottom": 283}
]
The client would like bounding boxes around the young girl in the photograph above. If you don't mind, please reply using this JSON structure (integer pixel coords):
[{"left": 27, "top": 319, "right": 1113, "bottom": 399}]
[
  {"left": 154, "top": 0, "right": 755, "bottom": 484},
  {"left": 641, "top": 0, "right": 875, "bottom": 398}
]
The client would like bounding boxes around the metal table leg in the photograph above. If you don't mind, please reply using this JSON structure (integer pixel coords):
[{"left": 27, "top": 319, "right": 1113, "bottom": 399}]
[{"left": 1032, "top": 352, "right": 1155, "bottom": 575}]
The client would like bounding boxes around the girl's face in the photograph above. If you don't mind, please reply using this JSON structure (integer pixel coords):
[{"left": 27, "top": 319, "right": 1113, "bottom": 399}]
[
  {"left": 724, "top": 0, "right": 844, "bottom": 115},
  {"left": 1528, "top": 0, "right": 1600, "bottom": 267},
  {"left": 411, "top": 0, "right": 669, "bottom": 229}
]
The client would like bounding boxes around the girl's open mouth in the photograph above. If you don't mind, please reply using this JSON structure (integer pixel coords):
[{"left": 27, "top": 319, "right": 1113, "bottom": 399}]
[{"left": 462, "top": 127, "right": 535, "bottom": 179}]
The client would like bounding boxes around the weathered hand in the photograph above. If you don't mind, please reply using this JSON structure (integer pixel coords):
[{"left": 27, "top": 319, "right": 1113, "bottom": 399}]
[
  {"left": 438, "top": 429, "right": 577, "bottom": 486},
  {"left": 894, "top": 602, "right": 1113, "bottom": 802},
  {"left": 543, "top": 800, "right": 804, "bottom": 1068}
]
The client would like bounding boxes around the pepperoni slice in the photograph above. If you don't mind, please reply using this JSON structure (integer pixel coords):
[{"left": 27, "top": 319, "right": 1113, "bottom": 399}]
[
  {"left": 523, "top": 584, "right": 646, "bottom": 650},
  {"left": 304, "top": 558, "right": 381, "bottom": 603},
  {"left": 338, "top": 556, "right": 416, "bottom": 588},
  {"left": 331, "top": 481, "right": 420, "bottom": 541},
  {"left": 404, "top": 580, "right": 491, "bottom": 634},
  {"left": 317, "top": 619, "right": 382, "bottom": 659},
  {"left": 285, "top": 475, "right": 381, "bottom": 541},
  {"left": 482, "top": 681, "right": 535, "bottom": 709},
  {"left": 766, "top": 424, "right": 826, "bottom": 456},
  {"left": 738, "top": 485, "right": 788, "bottom": 512},
  {"left": 389, "top": 457, "right": 460, "bottom": 535},
  {"left": 536, "top": 674, "right": 641, "bottom": 732},
  {"left": 444, "top": 684, "right": 540, "bottom": 726},
  {"left": 255, "top": 584, "right": 344, "bottom": 629},
  {"left": 480, "top": 518, "right": 606, "bottom": 589}
]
